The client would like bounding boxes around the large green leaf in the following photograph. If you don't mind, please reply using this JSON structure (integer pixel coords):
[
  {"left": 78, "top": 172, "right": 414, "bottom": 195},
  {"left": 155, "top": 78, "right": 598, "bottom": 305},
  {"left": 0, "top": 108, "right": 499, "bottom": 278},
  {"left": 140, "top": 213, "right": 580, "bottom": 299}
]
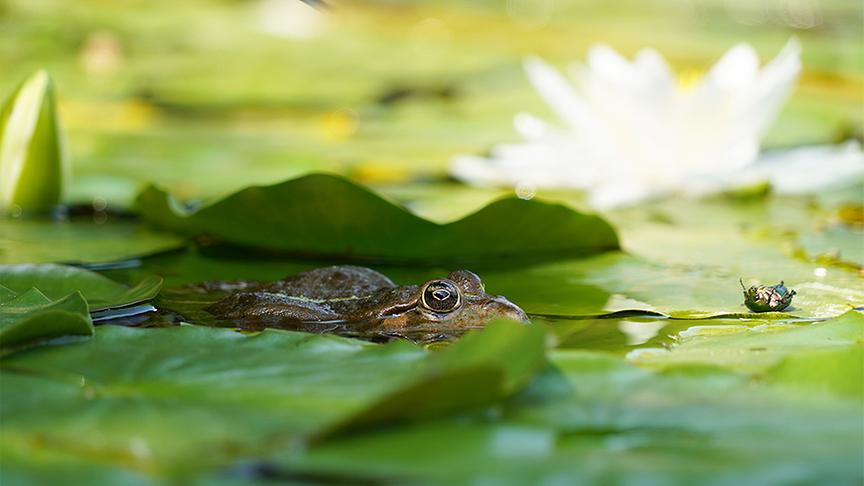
[
  {"left": 135, "top": 174, "right": 619, "bottom": 264},
  {"left": 271, "top": 350, "right": 863, "bottom": 485},
  {"left": 0, "top": 321, "right": 545, "bottom": 475},
  {"left": 628, "top": 310, "right": 864, "bottom": 377},
  {"left": 764, "top": 345, "right": 863, "bottom": 398},
  {"left": 0, "top": 288, "right": 92, "bottom": 353},
  {"left": 797, "top": 224, "right": 864, "bottom": 268},
  {"left": 0, "top": 71, "right": 67, "bottom": 214},
  {"left": 0, "top": 264, "right": 162, "bottom": 311},
  {"left": 0, "top": 444, "right": 154, "bottom": 486},
  {"left": 324, "top": 320, "right": 547, "bottom": 437},
  {"left": 0, "top": 218, "right": 185, "bottom": 265}
]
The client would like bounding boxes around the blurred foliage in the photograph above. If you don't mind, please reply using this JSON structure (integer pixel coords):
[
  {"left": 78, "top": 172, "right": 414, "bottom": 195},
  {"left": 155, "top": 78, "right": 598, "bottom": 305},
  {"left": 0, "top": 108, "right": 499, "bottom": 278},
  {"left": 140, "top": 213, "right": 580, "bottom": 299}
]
[{"left": 0, "top": 0, "right": 862, "bottom": 205}]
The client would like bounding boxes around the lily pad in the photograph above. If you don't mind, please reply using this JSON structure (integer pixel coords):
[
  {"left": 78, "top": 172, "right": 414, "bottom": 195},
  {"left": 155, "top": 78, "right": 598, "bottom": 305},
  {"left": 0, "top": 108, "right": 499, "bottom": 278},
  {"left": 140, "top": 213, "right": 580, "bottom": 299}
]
[
  {"left": 798, "top": 224, "right": 864, "bottom": 269},
  {"left": 627, "top": 310, "right": 864, "bottom": 375},
  {"left": 0, "top": 321, "right": 544, "bottom": 474},
  {"left": 135, "top": 174, "right": 619, "bottom": 264},
  {"left": 0, "top": 264, "right": 162, "bottom": 312},
  {"left": 0, "top": 218, "right": 185, "bottom": 265},
  {"left": 765, "top": 345, "right": 863, "bottom": 398},
  {"left": 0, "top": 288, "right": 92, "bottom": 352},
  {"left": 270, "top": 350, "right": 863, "bottom": 485},
  {"left": 483, "top": 252, "right": 862, "bottom": 320},
  {"left": 0, "top": 445, "right": 155, "bottom": 486},
  {"left": 324, "top": 320, "right": 546, "bottom": 437}
]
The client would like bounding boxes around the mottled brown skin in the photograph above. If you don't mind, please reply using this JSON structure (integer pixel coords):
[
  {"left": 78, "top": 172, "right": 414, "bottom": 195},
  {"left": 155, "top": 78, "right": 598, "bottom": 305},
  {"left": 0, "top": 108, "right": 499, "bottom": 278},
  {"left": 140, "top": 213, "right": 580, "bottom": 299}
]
[{"left": 205, "top": 265, "right": 529, "bottom": 332}]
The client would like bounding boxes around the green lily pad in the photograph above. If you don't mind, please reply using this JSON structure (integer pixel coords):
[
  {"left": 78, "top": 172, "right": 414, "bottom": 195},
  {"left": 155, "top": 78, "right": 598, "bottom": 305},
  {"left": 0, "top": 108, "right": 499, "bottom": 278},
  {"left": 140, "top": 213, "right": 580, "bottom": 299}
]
[
  {"left": 324, "top": 320, "right": 546, "bottom": 437},
  {"left": 134, "top": 174, "right": 618, "bottom": 264},
  {"left": 483, "top": 251, "right": 862, "bottom": 320},
  {"left": 0, "top": 218, "right": 185, "bottom": 265},
  {"left": 271, "top": 350, "right": 863, "bottom": 485},
  {"left": 0, "top": 321, "right": 544, "bottom": 474},
  {"left": 0, "top": 444, "right": 155, "bottom": 486},
  {"left": 627, "top": 310, "right": 864, "bottom": 375},
  {"left": 765, "top": 345, "right": 863, "bottom": 398},
  {"left": 0, "top": 288, "right": 92, "bottom": 352},
  {"left": 0, "top": 264, "right": 162, "bottom": 311},
  {"left": 0, "top": 284, "right": 16, "bottom": 304},
  {"left": 798, "top": 224, "right": 864, "bottom": 268}
]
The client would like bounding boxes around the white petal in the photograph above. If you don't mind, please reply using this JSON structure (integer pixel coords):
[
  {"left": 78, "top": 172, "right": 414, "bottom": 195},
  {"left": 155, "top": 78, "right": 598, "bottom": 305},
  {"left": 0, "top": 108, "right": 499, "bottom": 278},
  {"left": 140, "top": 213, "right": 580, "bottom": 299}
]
[
  {"left": 523, "top": 56, "right": 591, "bottom": 130},
  {"left": 634, "top": 48, "right": 675, "bottom": 91},
  {"left": 743, "top": 141, "right": 864, "bottom": 194},
  {"left": 587, "top": 44, "right": 636, "bottom": 84},
  {"left": 257, "top": 0, "right": 326, "bottom": 39},
  {"left": 588, "top": 181, "right": 660, "bottom": 209},
  {"left": 704, "top": 42, "right": 759, "bottom": 88},
  {"left": 513, "top": 112, "right": 555, "bottom": 141},
  {"left": 747, "top": 38, "right": 802, "bottom": 134},
  {"left": 450, "top": 155, "right": 512, "bottom": 187}
]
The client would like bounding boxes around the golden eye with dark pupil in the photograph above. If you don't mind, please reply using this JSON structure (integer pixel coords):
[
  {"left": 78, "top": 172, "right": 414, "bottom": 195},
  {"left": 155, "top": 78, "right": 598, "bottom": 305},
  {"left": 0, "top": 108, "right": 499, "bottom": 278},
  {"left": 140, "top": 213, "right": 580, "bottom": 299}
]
[{"left": 421, "top": 280, "right": 461, "bottom": 312}]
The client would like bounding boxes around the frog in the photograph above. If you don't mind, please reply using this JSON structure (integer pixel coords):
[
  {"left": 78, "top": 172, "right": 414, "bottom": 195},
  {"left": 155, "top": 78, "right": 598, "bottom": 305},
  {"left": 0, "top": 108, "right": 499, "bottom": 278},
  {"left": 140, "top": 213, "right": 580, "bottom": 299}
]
[{"left": 204, "top": 265, "right": 529, "bottom": 333}]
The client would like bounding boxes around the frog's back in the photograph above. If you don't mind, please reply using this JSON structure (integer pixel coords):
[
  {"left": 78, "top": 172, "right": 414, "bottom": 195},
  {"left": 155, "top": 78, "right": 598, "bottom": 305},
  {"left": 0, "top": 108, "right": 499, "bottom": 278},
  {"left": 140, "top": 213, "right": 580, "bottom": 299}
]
[{"left": 264, "top": 265, "right": 396, "bottom": 300}]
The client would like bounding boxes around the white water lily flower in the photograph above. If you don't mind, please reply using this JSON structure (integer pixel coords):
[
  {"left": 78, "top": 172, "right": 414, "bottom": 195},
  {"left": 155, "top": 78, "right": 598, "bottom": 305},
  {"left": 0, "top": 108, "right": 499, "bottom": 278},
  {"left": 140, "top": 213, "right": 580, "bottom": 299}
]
[{"left": 452, "top": 40, "right": 863, "bottom": 208}]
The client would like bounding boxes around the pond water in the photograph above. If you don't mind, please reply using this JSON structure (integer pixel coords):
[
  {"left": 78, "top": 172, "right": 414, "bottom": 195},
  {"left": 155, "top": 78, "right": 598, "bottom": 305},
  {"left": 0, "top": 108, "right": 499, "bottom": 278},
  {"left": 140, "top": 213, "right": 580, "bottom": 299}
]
[{"left": 90, "top": 242, "right": 824, "bottom": 356}]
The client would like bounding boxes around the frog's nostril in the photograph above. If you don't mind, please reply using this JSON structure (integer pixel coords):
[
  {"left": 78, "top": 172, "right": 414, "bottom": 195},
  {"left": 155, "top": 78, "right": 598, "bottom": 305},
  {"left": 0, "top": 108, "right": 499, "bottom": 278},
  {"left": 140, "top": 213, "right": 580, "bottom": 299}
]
[{"left": 489, "top": 296, "right": 530, "bottom": 324}]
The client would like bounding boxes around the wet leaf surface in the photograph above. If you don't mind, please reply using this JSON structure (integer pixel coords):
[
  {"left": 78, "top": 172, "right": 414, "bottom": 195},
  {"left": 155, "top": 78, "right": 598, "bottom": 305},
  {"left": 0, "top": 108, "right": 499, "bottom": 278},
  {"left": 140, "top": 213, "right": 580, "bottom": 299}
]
[
  {"left": 268, "top": 344, "right": 862, "bottom": 485},
  {"left": 627, "top": 310, "right": 864, "bottom": 377},
  {"left": 0, "top": 218, "right": 184, "bottom": 265},
  {"left": 0, "top": 288, "right": 92, "bottom": 353},
  {"left": 0, "top": 264, "right": 162, "bottom": 311},
  {"left": 0, "top": 321, "right": 544, "bottom": 475}
]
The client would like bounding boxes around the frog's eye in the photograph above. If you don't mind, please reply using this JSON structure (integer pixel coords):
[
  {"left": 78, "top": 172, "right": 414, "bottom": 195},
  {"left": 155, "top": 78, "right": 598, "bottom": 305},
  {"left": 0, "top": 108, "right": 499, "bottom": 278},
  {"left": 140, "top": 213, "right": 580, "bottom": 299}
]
[{"left": 420, "top": 280, "right": 461, "bottom": 313}]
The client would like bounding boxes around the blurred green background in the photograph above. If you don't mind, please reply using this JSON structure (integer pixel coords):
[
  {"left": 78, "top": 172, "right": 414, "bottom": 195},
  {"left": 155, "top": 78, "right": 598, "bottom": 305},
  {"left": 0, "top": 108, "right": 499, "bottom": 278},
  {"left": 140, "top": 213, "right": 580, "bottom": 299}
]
[{"left": 2, "top": 0, "right": 862, "bottom": 206}]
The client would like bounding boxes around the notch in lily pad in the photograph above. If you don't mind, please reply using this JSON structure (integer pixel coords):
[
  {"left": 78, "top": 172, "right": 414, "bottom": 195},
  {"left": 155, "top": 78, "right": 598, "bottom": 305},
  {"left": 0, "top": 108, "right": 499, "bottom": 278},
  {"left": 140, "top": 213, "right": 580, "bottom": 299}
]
[
  {"left": 0, "top": 264, "right": 163, "bottom": 318},
  {"left": 0, "top": 287, "right": 93, "bottom": 354},
  {"left": 0, "top": 70, "right": 69, "bottom": 217}
]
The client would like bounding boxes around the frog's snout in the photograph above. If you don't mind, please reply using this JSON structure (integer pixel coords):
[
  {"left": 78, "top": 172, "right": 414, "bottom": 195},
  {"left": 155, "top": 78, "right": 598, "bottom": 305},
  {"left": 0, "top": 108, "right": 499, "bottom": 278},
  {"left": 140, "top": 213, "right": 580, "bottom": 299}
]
[{"left": 487, "top": 296, "right": 530, "bottom": 324}]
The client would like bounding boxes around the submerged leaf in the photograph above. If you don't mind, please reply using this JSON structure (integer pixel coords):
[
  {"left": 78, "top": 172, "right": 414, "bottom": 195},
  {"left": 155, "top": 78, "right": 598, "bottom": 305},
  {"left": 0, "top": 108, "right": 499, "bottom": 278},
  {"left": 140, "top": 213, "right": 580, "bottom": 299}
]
[
  {"left": 0, "top": 70, "right": 67, "bottom": 214},
  {"left": 135, "top": 174, "right": 619, "bottom": 264}
]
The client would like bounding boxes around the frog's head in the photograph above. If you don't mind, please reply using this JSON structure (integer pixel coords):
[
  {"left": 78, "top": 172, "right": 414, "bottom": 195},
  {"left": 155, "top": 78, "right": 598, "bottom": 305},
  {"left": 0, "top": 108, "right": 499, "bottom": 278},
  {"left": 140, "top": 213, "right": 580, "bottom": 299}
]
[{"left": 379, "top": 270, "right": 529, "bottom": 331}]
